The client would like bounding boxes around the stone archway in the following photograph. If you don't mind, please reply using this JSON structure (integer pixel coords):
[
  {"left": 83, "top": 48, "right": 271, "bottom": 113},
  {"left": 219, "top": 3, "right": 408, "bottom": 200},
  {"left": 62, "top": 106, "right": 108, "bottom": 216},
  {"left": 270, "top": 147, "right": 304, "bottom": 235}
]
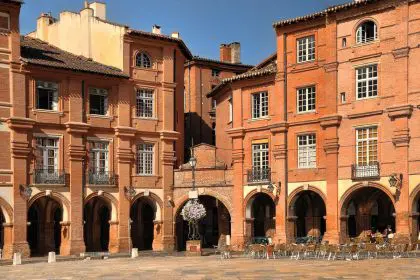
[
  {"left": 175, "top": 195, "right": 231, "bottom": 251},
  {"left": 339, "top": 183, "right": 395, "bottom": 242},
  {"left": 130, "top": 193, "right": 163, "bottom": 251},
  {"left": 287, "top": 187, "right": 326, "bottom": 242},
  {"left": 409, "top": 184, "right": 420, "bottom": 241},
  {"left": 84, "top": 192, "right": 118, "bottom": 252},
  {"left": 0, "top": 197, "right": 13, "bottom": 255},
  {"left": 27, "top": 195, "right": 63, "bottom": 256},
  {"left": 244, "top": 191, "right": 276, "bottom": 241}
]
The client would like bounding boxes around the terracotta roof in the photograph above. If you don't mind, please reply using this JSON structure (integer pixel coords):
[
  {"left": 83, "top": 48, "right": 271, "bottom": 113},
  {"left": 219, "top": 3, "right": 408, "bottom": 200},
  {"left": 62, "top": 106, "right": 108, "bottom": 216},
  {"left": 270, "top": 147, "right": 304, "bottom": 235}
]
[
  {"left": 207, "top": 54, "right": 277, "bottom": 98},
  {"left": 127, "top": 29, "right": 192, "bottom": 59},
  {"left": 20, "top": 36, "right": 128, "bottom": 78},
  {"left": 273, "top": 0, "right": 380, "bottom": 27},
  {"left": 187, "top": 56, "right": 254, "bottom": 69}
]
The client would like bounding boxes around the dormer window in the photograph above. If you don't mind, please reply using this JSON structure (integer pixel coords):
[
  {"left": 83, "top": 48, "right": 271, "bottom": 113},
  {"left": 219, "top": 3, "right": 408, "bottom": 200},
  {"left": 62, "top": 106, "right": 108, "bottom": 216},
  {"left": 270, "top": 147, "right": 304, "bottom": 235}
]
[
  {"left": 356, "top": 21, "right": 378, "bottom": 44},
  {"left": 0, "top": 12, "right": 10, "bottom": 31},
  {"left": 136, "top": 52, "right": 152, "bottom": 68}
]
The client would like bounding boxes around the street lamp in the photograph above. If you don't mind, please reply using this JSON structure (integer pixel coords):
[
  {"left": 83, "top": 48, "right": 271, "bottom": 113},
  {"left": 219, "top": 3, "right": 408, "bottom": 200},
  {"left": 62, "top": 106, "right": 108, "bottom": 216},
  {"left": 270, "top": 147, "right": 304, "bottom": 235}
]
[{"left": 189, "top": 151, "right": 197, "bottom": 192}]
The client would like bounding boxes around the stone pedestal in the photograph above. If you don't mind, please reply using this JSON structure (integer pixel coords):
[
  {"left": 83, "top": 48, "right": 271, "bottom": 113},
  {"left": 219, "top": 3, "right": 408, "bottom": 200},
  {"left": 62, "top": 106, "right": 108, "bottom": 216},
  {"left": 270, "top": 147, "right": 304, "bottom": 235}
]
[{"left": 185, "top": 240, "right": 202, "bottom": 256}]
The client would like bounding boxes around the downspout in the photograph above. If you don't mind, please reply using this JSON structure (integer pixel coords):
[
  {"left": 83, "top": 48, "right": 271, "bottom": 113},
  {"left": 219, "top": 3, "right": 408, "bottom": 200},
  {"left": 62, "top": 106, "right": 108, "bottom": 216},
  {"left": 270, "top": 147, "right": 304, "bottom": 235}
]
[
  {"left": 283, "top": 33, "right": 289, "bottom": 230},
  {"left": 81, "top": 80, "right": 86, "bottom": 225},
  {"left": 199, "top": 67, "right": 203, "bottom": 143}
]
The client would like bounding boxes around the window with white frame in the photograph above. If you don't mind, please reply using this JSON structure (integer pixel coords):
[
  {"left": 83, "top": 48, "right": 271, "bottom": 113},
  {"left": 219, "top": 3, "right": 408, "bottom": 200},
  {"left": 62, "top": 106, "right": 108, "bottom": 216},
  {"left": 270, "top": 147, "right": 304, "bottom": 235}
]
[
  {"left": 356, "top": 21, "right": 378, "bottom": 44},
  {"left": 136, "top": 52, "right": 151, "bottom": 68},
  {"left": 89, "top": 88, "right": 108, "bottom": 115},
  {"left": 356, "top": 126, "right": 378, "bottom": 166},
  {"left": 252, "top": 91, "right": 268, "bottom": 119},
  {"left": 136, "top": 89, "right": 154, "bottom": 118},
  {"left": 297, "top": 86, "right": 316, "bottom": 113},
  {"left": 228, "top": 96, "right": 233, "bottom": 123},
  {"left": 36, "top": 81, "right": 58, "bottom": 111},
  {"left": 252, "top": 143, "right": 269, "bottom": 171},
  {"left": 211, "top": 69, "right": 220, "bottom": 77},
  {"left": 298, "top": 134, "right": 316, "bottom": 168},
  {"left": 35, "top": 137, "right": 59, "bottom": 172},
  {"left": 0, "top": 12, "right": 10, "bottom": 31},
  {"left": 297, "top": 35, "right": 315, "bottom": 63},
  {"left": 137, "top": 143, "right": 154, "bottom": 175},
  {"left": 89, "top": 141, "right": 109, "bottom": 173},
  {"left": 356, "top": 64, "right": 378, "bottom": 99}
]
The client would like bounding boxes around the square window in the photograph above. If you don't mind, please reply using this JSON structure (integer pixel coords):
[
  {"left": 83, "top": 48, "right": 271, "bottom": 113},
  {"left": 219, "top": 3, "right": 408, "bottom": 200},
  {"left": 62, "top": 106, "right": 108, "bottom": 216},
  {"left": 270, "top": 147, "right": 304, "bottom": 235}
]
[
  {"left": 252, "top": 92, "right": 268, "bottom": 119},
  {"left": 36, "top": 81, "right": 58, "bottom": 111},
  {"left": 89, "top": 88, "right": 108, "bottom": 115},
  {"left": 297, "top": 36, "right": 315, "bottom": 63},
  {"left": 297, "top": 86, "right": 316, "bottom": 113},
  {"left": 356, "top": 65, "right": 378, "bottom": 100}
]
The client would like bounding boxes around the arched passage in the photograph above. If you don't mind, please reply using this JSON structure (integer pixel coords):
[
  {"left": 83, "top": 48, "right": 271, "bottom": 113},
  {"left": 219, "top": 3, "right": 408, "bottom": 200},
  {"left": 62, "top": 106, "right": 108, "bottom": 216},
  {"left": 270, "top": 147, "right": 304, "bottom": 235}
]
[
  {"left": 410, "top": 184, "right": 420, "bottom": 241},
  {"left": 340, "top": 185, "right": 395, "bottom": 241},
  {"left": 175, "top": 195, "right": 231, "bottom": 251},
  {"left": 245, "top": 192, "right": 275, "bottom": 240},
  {"left": 130, "top": 196, "right": 161, "bottom": 251},
  {"left": 27, "top": 196, "right": 63, "bottom": 256},
  {"left": 0, "top": 209, "right": 5, "bottom": 250},
  {"left": 288, "top": 189, "right": 326, "bottom": 241},
  {"left": 84, "top": 196, "right": 112, "bottom": 252}
]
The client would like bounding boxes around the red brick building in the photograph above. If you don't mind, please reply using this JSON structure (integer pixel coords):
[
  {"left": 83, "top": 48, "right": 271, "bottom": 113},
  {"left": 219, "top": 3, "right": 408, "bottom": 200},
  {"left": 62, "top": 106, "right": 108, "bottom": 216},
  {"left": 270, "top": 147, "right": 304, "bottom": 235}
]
[
  {"left": 0, "top": 0, "right": 191, "bottom": 258},
  {"left": 184, "top": 44, "right": 252, "bottom": 158},
  {"left": 207, "top": 0, "right": 420, "bottom": 247}
]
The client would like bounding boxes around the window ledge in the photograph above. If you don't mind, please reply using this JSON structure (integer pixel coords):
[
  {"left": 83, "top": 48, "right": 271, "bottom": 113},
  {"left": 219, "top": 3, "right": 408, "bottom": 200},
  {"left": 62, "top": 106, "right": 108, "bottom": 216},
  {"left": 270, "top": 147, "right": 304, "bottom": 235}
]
[
  {"left": 133, "top": 174, "right": 157, "bottom": 177},
  {"left": 88, "top": 114, "right": 113, "bottom": 120},
  {"left": 32, "top": 109, "right": 64, "bottom": 116},
  {"left": 296, "top": 110, "right": 316, "bottom": 115},
  {"left": 31, "top": 183, "right": 66, "bottom": 188},
  {"left": 353, "top": 40, "right": 380, "bottom": 48},
  {"left": 248, "top": 116, "right": 271, "bottom": 123},
  {"left": 355, "top": 96, "right": 379, "bottom": 102},
  {"left": 134, "top": 117, "right": 158, "bottom": 121},
  {"left": 86, "top": 184, "right": 117, "bottom": 188}
]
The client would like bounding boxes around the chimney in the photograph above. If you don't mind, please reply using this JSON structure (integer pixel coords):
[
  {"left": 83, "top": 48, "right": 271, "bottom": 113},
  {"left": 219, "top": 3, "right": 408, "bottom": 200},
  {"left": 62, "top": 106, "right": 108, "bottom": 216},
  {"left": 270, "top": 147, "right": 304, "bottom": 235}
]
[
  {"left": 230, "top": 42, "right": 241, "bottom": 64},
  {"left": 36, "top": 13, "right": 54, "bottom": 41},
  {"left": 88, "top": 2, "right": 106, "bottom": 20},
  {"left": 219, "top": 44, "right": 231, "bottom": 63},
  {"left": 152, "top": 24, "right": 161, "bottom": 34},
  {"left": 171, "top": 32, "right": 180, "bottom": 39}
]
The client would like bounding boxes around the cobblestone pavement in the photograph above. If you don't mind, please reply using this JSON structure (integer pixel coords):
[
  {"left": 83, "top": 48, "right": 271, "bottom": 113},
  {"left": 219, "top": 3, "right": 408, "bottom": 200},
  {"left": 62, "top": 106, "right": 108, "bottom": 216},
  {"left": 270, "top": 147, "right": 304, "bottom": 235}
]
[{"left": 1, "top": 256, "right": 420, "bottom": 279}]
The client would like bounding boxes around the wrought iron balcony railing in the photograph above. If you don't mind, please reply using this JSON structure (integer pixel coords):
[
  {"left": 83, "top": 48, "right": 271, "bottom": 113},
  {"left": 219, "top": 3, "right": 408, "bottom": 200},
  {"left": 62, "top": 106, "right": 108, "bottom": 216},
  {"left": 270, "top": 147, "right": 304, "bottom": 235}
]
[
  {"left": 87, "top": 170, "right": 117, "bottom": 186},
  {"left": 351, "top": 162, "right": 380, "bottom": 180},
  {"left": 247, "top": 167, "right": 271, "bottom": 183},
  {"left": 34, "top": 169, "right": 66, "bottom": 185}
]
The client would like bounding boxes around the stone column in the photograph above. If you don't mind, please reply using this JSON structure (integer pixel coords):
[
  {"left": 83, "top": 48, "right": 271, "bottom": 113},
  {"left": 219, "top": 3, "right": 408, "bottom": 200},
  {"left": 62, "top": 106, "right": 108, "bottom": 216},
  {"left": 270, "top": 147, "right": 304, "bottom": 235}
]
[
  {"left": 115, "top": 126, "right": 136, "bottom": 253},
  {"left": 152, "top": 221, "right": 164, "bottom": 251},
  {"left": 6, "top": 117, "right": 35, "bottom": 258},
  {"left": 59, "top": 222, "right": 71, "bottom": 255},
  {"left": 65, "top": 122, "right": 89, "bottom": 255},
  {"left": 108, "top": 221, "right": 119, "bottom": 253},
  {"left": 320, "top": 116, "right": 341, "bottom": 244},
  {"left": 160, "top": 131, "right": 178, "bottom": 251},
  {"left": 271, "top": 123, "right": 288, "bottom": 243},
  {"left": 228, "top": 128, "right": 245, "bottom": 249},
  {"left": 245, "top": 218, "right": 254, "bottom": 240},
  {"left": 286, "top": 216, "right": 297, "bottom": 242},
  {"left": 2, "top": 223, "right": 13, "bottom": 259}
]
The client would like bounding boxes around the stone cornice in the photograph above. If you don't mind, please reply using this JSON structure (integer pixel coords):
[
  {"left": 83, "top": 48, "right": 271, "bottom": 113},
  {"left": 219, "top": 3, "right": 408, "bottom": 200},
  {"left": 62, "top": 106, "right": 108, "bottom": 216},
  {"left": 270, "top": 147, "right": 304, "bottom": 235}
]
[
  {"left": 117, "top": 148, "right": 134, "bottom": 163},
  {"left": 392, "top": 128, "right": 410, "bottom": 147},
  {"left": 347, "top": 110, "right": 383, "bottom": 119},
  {"left": 273, "top": 144, "right": 287, "bottom": 159},
  {"left": 387, "top": 104, "right": 413, "bottom": 120},
  {"left": 323, "top": 138, "right": 340, "bottom": 154},
  {"left": 67, "top": 145, "right": 86, "bottom": 161},
  {"left": 270, "top": 122, "right": 288, "bottom": 134},
  {"left": 323, "top": 62, "right": 338, "bottom": 73},
  {"left": 159, "top": 130, "right": 180, "bottom": 142},
  {"left": 65, "top": 122, "right": 90, "bottom": 134},
  {"left": 7, "top": 117, "right": 35, "bottom": 130},
  {"left": 320, "top": 115, "right": 342, "bottom": 129},
  {"left": 392, "top": 47, "right": 410, "bottom": 59},
  {"left": 10, "top": 141, "right": 31, "bottom": 158},
  {"left": 114, "top": 126, "right": 137, "bottom": 138},
  {"left": 226, "top": 127, "right": 245, "bottom": 139},
  {"left": 232, "top": 149, "right": 245, "bottom": 163},
  {"left": 161, "top": 150, "right": 176, "bottom": 165},
  {"left": 161, "top": 82, "right": 177, "bottom": 89}
]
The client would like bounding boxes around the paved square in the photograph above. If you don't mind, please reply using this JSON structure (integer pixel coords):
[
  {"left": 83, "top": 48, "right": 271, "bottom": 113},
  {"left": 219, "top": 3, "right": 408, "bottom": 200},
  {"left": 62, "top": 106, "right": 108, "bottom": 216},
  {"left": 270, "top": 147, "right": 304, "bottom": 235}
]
[{"left": 1, "top": 256, "right": 419, "bottom": 279}]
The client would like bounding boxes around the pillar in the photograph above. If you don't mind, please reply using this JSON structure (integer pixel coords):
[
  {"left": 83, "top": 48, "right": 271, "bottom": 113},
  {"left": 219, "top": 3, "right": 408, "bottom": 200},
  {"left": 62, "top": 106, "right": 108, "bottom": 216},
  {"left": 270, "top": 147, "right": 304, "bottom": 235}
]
[
  {"left": 115, "top": 126, "right": 136, "bottom": 253},
  {"left": 108, "top": 221, "right": 119, "bottom": 253},
  {"left": 228, "top": 128, "right": 245, "bottom": 248},
  {"left": 320, "top": 116, "right": 341, "bottom": 244},
  {"left": 65, "top": 122, "right": 89, "bottom": 255},
  {"left": 152, "top": 221, "right": 163, "bottom": 251},
  {"left": 7, "top": 117, "right": 35, "bottom": 258}
]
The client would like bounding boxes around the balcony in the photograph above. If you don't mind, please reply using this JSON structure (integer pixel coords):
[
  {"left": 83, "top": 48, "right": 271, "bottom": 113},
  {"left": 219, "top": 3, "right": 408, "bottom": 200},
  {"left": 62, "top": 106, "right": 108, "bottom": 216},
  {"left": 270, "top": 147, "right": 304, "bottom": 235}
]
[
  {"left": 87, "top": 170, "right": 117, "bottom": 186},
  {"left": 247, "top": 167, "right": 271, "bottom": 184},
  {"left": 351, "top": 162, "right": 380, "bottom": 180},
  {"left": 34, "top": 169, "right": 66, "bottom": 185}
]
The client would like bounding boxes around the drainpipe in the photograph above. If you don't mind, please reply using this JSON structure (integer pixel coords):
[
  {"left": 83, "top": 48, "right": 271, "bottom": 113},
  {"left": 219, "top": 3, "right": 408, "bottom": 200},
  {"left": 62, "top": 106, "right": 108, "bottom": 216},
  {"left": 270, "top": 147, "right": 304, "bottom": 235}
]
[
  {"left": 283, "top": 33, "right": 289, "bottom": 231},
  {"left": 81, "top": 80, "right": 86, "bottom": 227}
]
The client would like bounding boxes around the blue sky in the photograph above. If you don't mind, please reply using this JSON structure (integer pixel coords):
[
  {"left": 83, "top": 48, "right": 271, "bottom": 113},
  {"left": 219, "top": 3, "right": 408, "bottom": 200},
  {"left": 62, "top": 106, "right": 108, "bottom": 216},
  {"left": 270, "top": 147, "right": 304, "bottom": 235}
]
[{"left": 20, "top": 0, "right": 348, "bottom": 65}]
